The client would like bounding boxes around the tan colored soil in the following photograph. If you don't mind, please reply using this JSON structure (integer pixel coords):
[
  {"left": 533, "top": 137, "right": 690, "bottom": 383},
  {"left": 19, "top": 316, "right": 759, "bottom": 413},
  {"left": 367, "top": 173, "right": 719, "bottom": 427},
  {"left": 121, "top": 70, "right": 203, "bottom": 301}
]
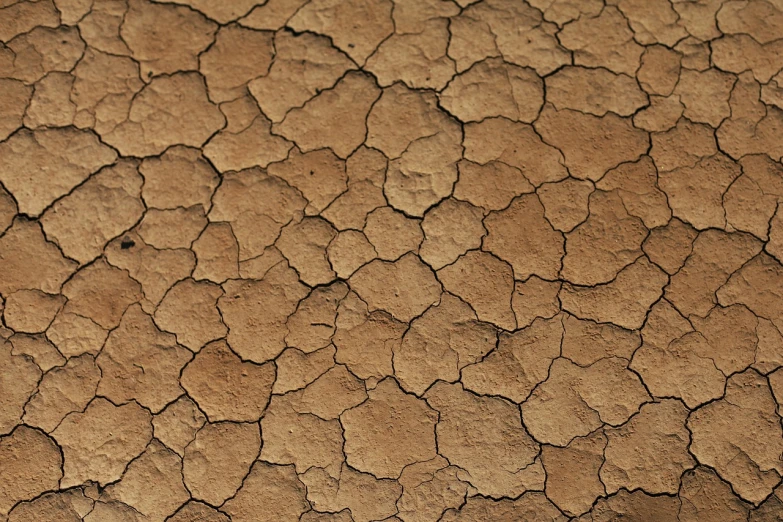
[{"left": 1, "top": 0, "right": 783, "bottom": 520}]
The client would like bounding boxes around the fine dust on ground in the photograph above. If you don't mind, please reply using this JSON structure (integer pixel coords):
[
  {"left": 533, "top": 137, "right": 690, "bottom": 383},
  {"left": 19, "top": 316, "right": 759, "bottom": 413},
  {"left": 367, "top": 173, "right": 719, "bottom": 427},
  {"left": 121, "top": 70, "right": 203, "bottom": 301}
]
[{"left": 1, "top": 0, "right": 783, "bottom": 521}]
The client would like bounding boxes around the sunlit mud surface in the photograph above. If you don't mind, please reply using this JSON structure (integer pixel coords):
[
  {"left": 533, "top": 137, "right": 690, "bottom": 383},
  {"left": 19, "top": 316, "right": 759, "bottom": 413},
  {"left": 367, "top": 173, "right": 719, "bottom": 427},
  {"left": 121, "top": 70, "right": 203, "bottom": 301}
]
[{"left": 1, "top": 0, "right": 783, "bottom": 520}]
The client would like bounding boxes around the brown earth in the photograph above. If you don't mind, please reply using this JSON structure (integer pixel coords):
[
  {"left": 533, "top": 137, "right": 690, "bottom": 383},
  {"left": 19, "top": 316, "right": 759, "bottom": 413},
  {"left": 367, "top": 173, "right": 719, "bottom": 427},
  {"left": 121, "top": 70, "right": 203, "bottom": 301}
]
[{"left": 1, "top": 0, "right": 783, "bottom": 520}]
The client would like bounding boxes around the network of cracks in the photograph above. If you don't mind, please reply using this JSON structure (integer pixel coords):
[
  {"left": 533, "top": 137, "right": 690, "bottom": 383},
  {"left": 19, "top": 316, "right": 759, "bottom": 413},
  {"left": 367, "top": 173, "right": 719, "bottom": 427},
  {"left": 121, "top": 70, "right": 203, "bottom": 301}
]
[{"left": 2, "top": 0, "right": 783, "bottom": 520}]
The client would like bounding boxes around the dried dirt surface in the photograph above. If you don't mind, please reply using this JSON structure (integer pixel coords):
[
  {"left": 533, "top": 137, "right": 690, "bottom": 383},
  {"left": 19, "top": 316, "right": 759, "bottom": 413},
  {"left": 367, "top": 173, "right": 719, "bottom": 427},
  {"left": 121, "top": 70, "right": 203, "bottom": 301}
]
[{"left": 2, "top": 0, "right": 783, "bottom": 521}]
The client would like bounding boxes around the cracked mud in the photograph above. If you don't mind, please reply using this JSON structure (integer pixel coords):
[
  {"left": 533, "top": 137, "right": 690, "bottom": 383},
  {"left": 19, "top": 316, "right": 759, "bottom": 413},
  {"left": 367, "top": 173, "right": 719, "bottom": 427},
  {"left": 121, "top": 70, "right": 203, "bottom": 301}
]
[{"left": 1, "top": 0, "right": 783, "bottom": 521}]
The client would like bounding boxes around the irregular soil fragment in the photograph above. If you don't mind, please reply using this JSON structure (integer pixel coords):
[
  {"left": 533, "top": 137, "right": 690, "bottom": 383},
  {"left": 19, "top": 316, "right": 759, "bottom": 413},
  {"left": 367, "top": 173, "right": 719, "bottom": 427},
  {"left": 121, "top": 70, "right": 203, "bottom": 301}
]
[
  {"left": 396, "top": 292, "right": 496, "bottom": 395},
  {"left": 218, "top": 262, "right": 309, "bottom": 363},
  {"left": 0, "top": 128, "right": 116, "bottom": 217},
  {"left": 688, "top": 370, "right": 783, "bottom": 505},
  {"left": 183, "top": 422, "right": 260, "bottom": 506},
  {"left": 97, "top": 304, "right": 192, "bottom": 412},
  {"left": 601, "top": 399, "right": 694, "bottom": 494},
  {"left": 425, "top": 382, "right": 540, "bottom": 498},
  {"left": 560, "top": 257, "right": 668, "bottom": 330},
  {"left": 181, "top": 340, "right": 275, "bottom": 422},
  {"left": 0, "top": 426, "right": 63, "bottom": 516},
  {"left": 350, "top": 253, "right": 442, "bottom": 323},
  {"left": 342, "top": 378, "right": 438, "bottom": 478},
  {"left": 52, "top": 398, "right": 152, "bottom": 488},
  {"left": 437, "top": 251, "right": 516, "bottom": 330}
]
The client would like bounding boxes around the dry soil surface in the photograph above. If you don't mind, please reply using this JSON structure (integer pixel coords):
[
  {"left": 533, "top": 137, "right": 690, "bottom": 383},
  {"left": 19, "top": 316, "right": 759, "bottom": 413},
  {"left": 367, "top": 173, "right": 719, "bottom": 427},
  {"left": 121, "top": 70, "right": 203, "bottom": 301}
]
[{"left": 2, "top": 0, "right": 783, "bottom": 521}]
